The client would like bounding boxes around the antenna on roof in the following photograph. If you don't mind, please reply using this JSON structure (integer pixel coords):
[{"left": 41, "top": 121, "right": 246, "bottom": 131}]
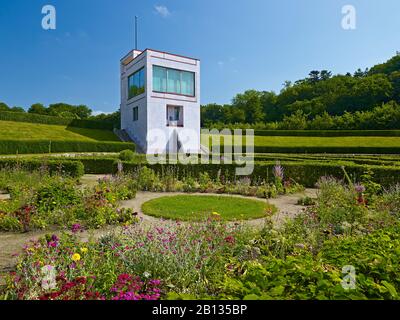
[{"left": 134, "top": 16, "right": 138, "bottom": 50}]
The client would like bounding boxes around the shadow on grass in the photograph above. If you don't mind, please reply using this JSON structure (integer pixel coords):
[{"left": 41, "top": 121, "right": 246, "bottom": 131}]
[{"left": 65, "top": 125, "right": 120, "bottom": 142}]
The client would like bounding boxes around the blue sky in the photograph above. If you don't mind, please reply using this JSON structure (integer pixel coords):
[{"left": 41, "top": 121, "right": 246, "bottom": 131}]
[{"left": 1, "top": 0, "right": 399, "bottom": 114}]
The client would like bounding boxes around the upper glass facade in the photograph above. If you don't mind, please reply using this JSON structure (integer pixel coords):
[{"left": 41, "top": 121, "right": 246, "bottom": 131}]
[
  {"left": 153, "top": 66, "right": 195, "bottom": 96},
  {"left": 128, "top": 68, "right": 145, "bottom": 99}
]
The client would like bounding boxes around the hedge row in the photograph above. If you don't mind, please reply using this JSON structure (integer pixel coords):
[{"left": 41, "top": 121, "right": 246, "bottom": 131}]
[
  {"left": 0, "top": 111, "right": 114, "bottom": 130},
  {"left": 252, "top": 154, "right": 400, "bottom": 166},
  {"left": 252, "top": 130, "right": 400, "bottom": 137},
  {"left": 0, "top": 140, "right": 135, "bottom": 155},
  {"left": 0, "top": 159, "right": 84, "bottom": 177},
  {"left": 250, "top": 146, "right": 400, "bottom": 154},
  {"left": 117, "top": 160, "right": 400, "bottom": 188}
]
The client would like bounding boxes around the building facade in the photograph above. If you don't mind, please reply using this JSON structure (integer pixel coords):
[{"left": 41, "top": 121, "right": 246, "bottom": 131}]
[{"left": 120, "top": 49, "right": 201, "bottom": 154}]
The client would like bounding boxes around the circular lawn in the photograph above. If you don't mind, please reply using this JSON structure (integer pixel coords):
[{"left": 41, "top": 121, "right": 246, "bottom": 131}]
[{"left": 141, "top": 195, "right": 276, "bottom": 221}]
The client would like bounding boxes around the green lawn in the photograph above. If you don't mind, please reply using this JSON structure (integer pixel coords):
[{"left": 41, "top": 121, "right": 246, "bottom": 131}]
[
  {"left": 141, "top": 195, "right": 276, "bottom": 221},
  {"left": 0, "top": 121, "right": 119, "bottom": 142},
  {"left": 202, "top": 134, "right": 400, "bottom": 148}
]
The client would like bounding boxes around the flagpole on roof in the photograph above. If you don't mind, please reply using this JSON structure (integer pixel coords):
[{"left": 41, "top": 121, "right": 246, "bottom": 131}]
[{"left": 134, "top": 16, "right": 138, "bottom": 50}]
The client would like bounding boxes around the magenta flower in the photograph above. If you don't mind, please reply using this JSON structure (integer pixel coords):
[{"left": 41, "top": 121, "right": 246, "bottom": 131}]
[{"left": 71, "top": 224, "right": 83, "bottom": 233}]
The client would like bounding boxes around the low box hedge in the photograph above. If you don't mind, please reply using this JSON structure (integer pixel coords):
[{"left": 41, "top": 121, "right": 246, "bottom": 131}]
[
  {"left": 75, "top": 158, "right": 116, "bottom": 174},
  {"left": 252, "top": 130, "right": 400, "bottom": 137},
  {"left": 118, "top": 160, "right": 400, "bottom": 188},
  {"left": 250, "top": 146, "right": 400, "bottom": 154},
  {"left": 0, "top": 111, "right": 114, "bottom": 130},
  {"left": 0, "top": 158, "right": 84, "bottom": 177},
  {"left": 0, "top": 140, "right": 135, "bottom": 155}
]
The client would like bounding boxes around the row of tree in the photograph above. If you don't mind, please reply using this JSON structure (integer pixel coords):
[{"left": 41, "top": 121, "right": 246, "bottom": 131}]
[
  {"left": 0, "top": 101, "right": 120, "bottom": 127},
  {"left": 207, "top": 101, "right": 400, "bottom": 131},
  {"left": 201, "top": 53, "right": 400, "bottom": 128}
]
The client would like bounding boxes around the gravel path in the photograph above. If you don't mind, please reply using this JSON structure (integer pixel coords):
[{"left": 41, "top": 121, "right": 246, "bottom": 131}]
[
  {"left": 119, "top": 189, "right": 318, "bottom": 229},
  {"left": 0, "top": 182, "right": 317, "bottom": 273}
]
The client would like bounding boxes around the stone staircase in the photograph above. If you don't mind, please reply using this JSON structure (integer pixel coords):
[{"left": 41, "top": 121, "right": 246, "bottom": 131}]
[{"left": 113, "top": 129, "right": 146, "bottom": 153}]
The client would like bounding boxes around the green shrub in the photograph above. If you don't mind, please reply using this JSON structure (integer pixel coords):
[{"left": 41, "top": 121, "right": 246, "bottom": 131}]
[
  {"left": 250, "top": 146, "right": 400, "bottom": 154},
  {"left": 119, "top": 149, "right": 135, "bottom": 161},
  {"left": 118, "top": 161, "right": 400, "bottom": 188},
  {"left": 252, "top": 130, "right": 400, "bottom": 137},
  {"left": 35, "top": 179, "right": 81, "bottom": 212},
  {"left": 0, "top": 159, "right": 84, "bottom": 177},
  {"left": 77, "top": 158, "right": 116, "bottom": 174},
  {"left": 0, "top": 140, "right": 135, "bottom": 155},
  {"left": 0, "top": 111, "right": 114, "bottom": 130}
]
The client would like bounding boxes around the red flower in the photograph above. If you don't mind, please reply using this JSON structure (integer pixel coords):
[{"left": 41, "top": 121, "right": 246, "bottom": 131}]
[{"left": 224, "top": 236, "right": 235, "bottom": 245}]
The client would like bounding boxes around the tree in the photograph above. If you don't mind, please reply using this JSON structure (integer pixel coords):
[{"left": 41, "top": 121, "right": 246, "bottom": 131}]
[
  {"left": 280, "top": 110, "right": 307, "bottom": 129},
  {"left": 354, "top": 68, "right": 368, "bottom": 78},
  {"left": 307, "top": 71, "right": 321, "bottom": 84},
  {"left": 28, "top": 103, "right": 48, "bottom": 115},
  {"left": 369, "top": 54, "right": 400, "bottom": 75},
  {"left": 47, "top": 103, "right": 92, "bottom": 119},
  {"left": 200, "top": 104, "right": 224, "bottom": 126},
  {"left": 282, "top": 80, "right": 292, "bottom": 90},
  {"left": 320, "top": 70, "right": 332, "bottom": 81},
  {"left": 0, "top": 102, "right": 9, "bottom": 111},
  {"left": 75, "top": 105, "right": 92, "bottom": 119},
  {"left": 260, "top": 91, "right": 279, "bottom": 122},
  {"left": 9, "top": 106, "right": 25, "bottom": 113},
  {"left": 232, "top": 90, "right": 264, "bottom": 123}
]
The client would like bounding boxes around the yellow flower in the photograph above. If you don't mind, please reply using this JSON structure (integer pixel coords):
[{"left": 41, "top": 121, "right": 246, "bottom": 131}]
[
  {"left": 212, "top": 212, "right": 220, "bottom": 216},
  {"left": 72, "top": 253, "right": 81, "bottom": 262},
  {"left": 80, "top": 247, "right": 88, "bottom": 254}
]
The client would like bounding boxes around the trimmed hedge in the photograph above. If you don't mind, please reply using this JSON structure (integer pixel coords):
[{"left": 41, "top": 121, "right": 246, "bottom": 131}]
[
  {"left": 75, "top": 158, "right": 116, "bottom": 174},
  {"left": 0, "top": 111, "right": 114, "bottom": 130},
  {"left": 118, "top": 160, "right": 400, "bottom": 188},
  {"left": 250, "top": 146, "right": 400, "bottom": 154},
  {"left": 0, "top": 140, "right": 135, "bottom": 155},
  {"left": 0, "top": 159, "right": 84, "bottom": 177},
  {"left": 252, "top": 130, "right": 400, "bottom": 137}
]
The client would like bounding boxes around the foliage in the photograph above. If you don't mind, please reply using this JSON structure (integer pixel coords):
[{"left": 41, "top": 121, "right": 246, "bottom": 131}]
[
  {"left": 0, "top": 169, "right": 137, "bottom": 232},
  {"left": 1, "top": 233, "right": 162, "bottom": 300},
  {"left": 202, "top": 52, "right": 400, "bottom": 129},
  {"left": 2, "top": 171, "right": 400, "bottom": 300},
  {"left": 0, "top": 140, "right": 134, "bottom": 155},
  {"left": 0, "top": 159, "right": 84, "bottom": 178},
  {"left": 119, "top": 149, "right": 136, "bottom": 161},
  {"left": 0, "top": 111, "right": 113, "bottom": 130},
  {"left": 101, "top": 219, "right": 251, "bottom": 296}
]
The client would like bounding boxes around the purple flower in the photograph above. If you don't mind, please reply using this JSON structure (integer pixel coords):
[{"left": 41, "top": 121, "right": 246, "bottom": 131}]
[
  {"left": 71, "top": 224, "right": 83, "bottom": 233},
  {"left": 273, "top": 161, "right": 284, "bottom": 180},
  {"left": 354, "top": 183, "right": 366, "bottom": 194}
]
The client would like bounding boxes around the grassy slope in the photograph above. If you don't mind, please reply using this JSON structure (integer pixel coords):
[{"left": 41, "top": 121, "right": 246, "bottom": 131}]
[
  {"left": 141, "top": 195, "right": 275, "bottom": 221},
  {"left": 0, "top": 121, "right": 119, "bottom": 142},
  {"left": 202, "top": 134, "right": 400, "bottom": 148}
]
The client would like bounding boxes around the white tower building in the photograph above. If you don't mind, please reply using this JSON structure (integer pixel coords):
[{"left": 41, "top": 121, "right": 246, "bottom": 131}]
[{"left": 120, "top": 48, "right": 201, "bottom": 154}]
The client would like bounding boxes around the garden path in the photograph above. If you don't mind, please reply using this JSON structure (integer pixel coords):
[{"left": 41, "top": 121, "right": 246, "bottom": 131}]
[
  {"left": 119, "top": 189, "right": 318, "bottom": 229},
  {"left": 0, "top": 175, "right": 318, "bottom": 273}
]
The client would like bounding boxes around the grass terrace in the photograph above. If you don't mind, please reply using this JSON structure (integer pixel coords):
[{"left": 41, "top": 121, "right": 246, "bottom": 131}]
[{"left": 0, "top": 121, "right": 119, "bottom": 142}]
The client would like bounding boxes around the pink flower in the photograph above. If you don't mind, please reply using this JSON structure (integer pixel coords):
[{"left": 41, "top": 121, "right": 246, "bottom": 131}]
[{"left": 71, "top": 224, "right": 83, "bottom": 233}]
